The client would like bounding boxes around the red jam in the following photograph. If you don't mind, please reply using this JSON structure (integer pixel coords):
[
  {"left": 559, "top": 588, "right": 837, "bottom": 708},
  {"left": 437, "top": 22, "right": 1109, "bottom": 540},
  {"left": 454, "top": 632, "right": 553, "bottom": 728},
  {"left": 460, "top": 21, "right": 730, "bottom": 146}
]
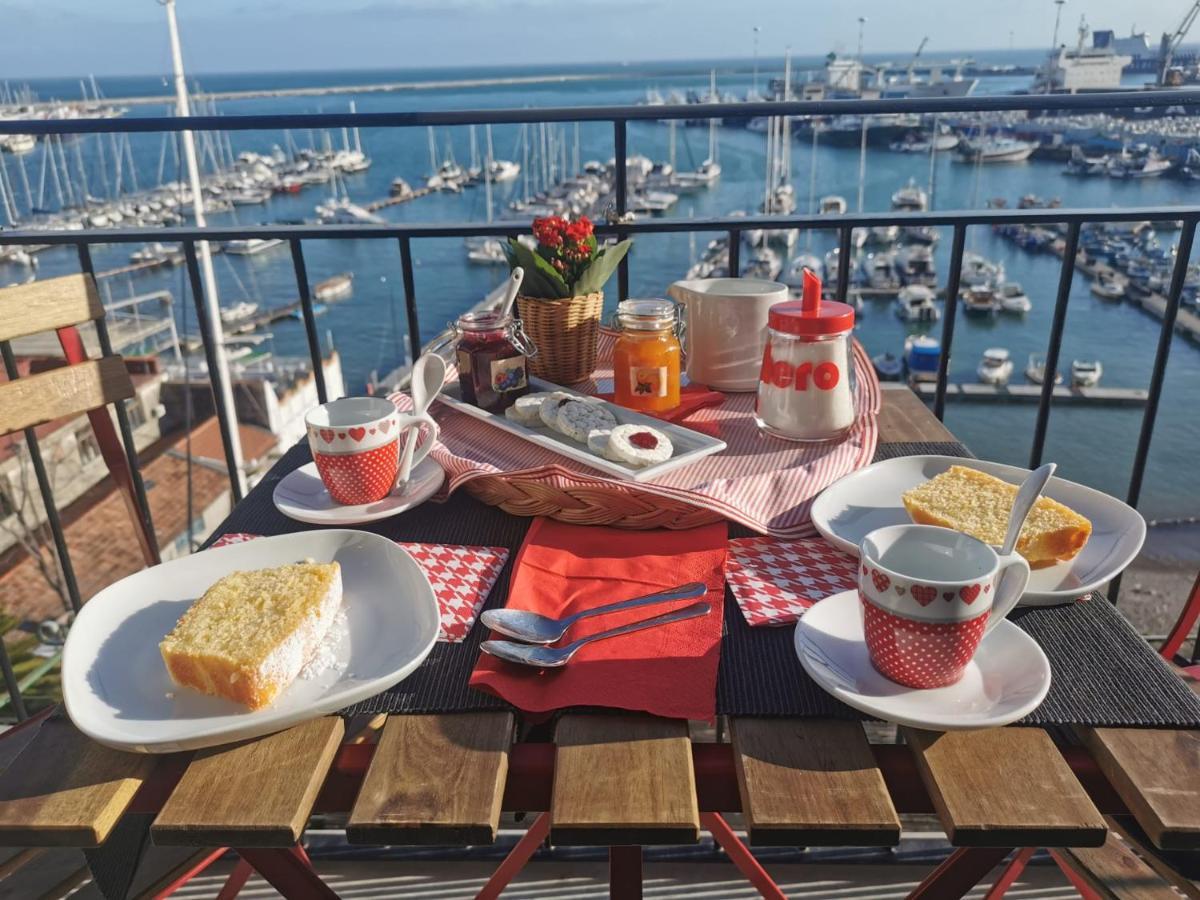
[
  {"left": 455, "top": 311, "right": 530, "bottom": 413},
  {"left": 629, "top": 431, "right": 659, "bottom": 450}
]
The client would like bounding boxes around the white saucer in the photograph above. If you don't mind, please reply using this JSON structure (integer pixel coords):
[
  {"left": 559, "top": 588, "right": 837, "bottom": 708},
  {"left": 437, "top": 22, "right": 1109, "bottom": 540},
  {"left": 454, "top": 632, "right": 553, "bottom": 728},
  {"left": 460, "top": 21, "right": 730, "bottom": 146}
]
[
  {"left": 272, "top": 458, "right": 445, "bottom": 525},
  {"left": 794, "top": 589, "right": 1052, "bottom": 731}
]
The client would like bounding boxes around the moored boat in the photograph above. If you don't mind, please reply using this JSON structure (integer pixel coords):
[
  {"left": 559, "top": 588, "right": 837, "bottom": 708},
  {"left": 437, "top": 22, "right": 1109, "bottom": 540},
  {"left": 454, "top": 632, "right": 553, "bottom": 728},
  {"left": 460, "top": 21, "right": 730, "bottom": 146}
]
[
  {"left": 1071, "top": 359, "right": 1103, "bottom": 387},
  {"left": 904, "top": 334, "right": 942, "bottom": 382},
  {"left": 977, "top": 347, "right": 1014, "bottom": 385},
  {"left": 895, "top": 285, "right": 940, "bottom": 322}
]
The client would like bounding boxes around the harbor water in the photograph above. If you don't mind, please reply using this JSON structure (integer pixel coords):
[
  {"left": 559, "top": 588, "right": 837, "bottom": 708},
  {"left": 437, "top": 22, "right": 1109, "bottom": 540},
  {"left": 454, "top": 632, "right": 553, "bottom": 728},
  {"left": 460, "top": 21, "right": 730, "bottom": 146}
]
[{"left": 4, "top": 59, "right": 1200, "bottom": 522}]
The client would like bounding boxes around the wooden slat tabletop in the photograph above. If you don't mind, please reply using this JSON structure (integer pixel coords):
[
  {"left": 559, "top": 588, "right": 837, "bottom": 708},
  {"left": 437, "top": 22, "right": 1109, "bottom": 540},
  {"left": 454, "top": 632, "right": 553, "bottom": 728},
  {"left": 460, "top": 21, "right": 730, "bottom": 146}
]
[
  {"left": 347, "top": 712, "right": 514, "bottom": 845},
  {"left": 151, "top": 717, "right": 344, "bottom": 847},
  {"left": 904, "top": 727, "right": 1108, "bottom": 847},
  {"left": 730, "top": 718, "right": 900, "bottom": 846},
  {"left": 551, "top": 715, "right": 699, "bottom": 846}
]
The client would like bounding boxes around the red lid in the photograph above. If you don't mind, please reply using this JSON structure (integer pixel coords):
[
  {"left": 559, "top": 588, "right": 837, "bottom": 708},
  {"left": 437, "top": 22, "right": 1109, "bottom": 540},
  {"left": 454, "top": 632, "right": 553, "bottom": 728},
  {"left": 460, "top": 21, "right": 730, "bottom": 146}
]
[{"left": 768, "top": 268, "right": 855, "bottom": 336}]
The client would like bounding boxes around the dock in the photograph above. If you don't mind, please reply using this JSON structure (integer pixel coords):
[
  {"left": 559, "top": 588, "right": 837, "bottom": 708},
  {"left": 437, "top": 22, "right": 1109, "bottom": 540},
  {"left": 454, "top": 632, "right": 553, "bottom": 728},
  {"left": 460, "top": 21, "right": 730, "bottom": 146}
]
[
  {"left": 913, "top": 382, "right": 1148, "bottom": 406},
  {"left": 364, "top": 186, "right": 436, "bottom": 212}
]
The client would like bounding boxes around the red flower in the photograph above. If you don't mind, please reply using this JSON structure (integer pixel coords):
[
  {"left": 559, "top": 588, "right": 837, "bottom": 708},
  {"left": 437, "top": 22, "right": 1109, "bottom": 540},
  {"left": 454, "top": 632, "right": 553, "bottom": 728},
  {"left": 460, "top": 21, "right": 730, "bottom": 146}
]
[
  {"left": 532, "top": 216, "right": 567, "bottom": 246},
  {"left": 569, "top": 216, "right": 594, "bottom": 239}
]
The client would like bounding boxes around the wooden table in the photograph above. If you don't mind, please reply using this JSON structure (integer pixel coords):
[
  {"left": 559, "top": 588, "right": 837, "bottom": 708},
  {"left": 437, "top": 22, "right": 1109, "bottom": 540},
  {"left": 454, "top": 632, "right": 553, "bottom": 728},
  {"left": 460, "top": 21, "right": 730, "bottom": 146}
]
[{"left": 1, "top": 385, "right": 1197, "bottom": 900}]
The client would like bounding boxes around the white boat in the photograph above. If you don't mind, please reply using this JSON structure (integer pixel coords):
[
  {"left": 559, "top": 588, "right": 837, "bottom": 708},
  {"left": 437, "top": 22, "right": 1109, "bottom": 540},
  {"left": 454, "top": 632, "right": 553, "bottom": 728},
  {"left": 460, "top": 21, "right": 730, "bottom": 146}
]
[
  {"left": 331, "top": 149, "right": 371, "bottom": 174},
  {"left": 1091, "top": 275, "right": 1125, "bottom": 301},
  {"left": 866, "top": 225, "right": 900, "bottom": 247},
  {"left": 314, "top": 273, "right": 353, "bottom": 302},
  {"left": 1, "top": 134, "right": 36, "bottom": 154},
  {"left": 818, "top": 195, "right": 848, "bottom": 215},
  {"left": 219, "top": 301, "right": 259, "bottom": 325},
  {"left": 467, "top": 239, "right": 509, "bottom": 266},
  {"left": 862, "top": 252, "right": 901, "bottom": 291},
  {"left": 1108, "top": 146, "right": 1171, "bottom": 179},
  {"left": 977, "top": 348, "right": 1014, "bottom": 385},
  {"left": 895, "top": 245, "right": 937, "bottom": 287},
  {"left": 997, "top": 281, "right": 1032, "bottom": 314},
  {"left": 488, "top": 159, "right": 521, "bottom": 182},
  {"left": 316, "top": 198, "right": 386, "bottom": 225},
  {"left": 956, "top": 137, "right": 1035, "bottom": 163},
  {"left": 390, "top": 177, "right": 413, "bottom": 198},
  {"left": 227, "top": 187, "right": 271, "bottom": 205},
  {"left": 961, "top": 285, "right": 999, "bottom": 317},
  {"left": 223, "top": 238, "right": 284, "bottom": 256},
  {"left": 1025, "top": 353, "right": 1062, "bottom": 386},
  {"left": 1064, "top": 146, "right": 1109, "bottom": 176},
  {"left": 130, "top": 242, "right": 183, "bottom": 267},
  {"left": 894, "top": 285, "right": 940, "bottom": 322},
  {"left": 960, "top": 252, "right": 1004, "bottom": 287},
  {"left": 890, "top": 178, "right": 928, "bottom": 212},
  {"left": 1071, "top": 359, "right": 1103, "bottom": 387},
  {"left": 673, "top": 159, "right": 721, "bottom": 191}
]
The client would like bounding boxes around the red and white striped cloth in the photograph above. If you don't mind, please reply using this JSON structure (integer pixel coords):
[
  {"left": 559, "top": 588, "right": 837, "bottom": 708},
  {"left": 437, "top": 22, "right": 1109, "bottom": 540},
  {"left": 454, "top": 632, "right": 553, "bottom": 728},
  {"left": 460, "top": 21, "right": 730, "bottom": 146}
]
[{"left": 394, "top": 330, "right": 880, "bottom": 539}]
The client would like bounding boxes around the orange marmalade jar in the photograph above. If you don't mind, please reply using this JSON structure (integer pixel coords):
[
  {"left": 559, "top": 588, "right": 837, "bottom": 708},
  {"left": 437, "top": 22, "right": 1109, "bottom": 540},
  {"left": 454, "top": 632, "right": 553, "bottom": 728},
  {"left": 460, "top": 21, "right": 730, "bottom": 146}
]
[{"left": 613, "top": 299, "right": 681, "bottom": 412}]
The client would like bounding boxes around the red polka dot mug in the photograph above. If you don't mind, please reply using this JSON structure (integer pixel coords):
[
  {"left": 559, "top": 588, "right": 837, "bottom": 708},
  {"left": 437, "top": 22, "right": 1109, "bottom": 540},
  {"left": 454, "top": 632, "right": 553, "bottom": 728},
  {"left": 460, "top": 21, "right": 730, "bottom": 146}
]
[
  {"left": 858, "top": 524, "right": 1029, "bottom": 689},
  {"left": 305, "top": 397, "right": 438, "bottom": 506}
]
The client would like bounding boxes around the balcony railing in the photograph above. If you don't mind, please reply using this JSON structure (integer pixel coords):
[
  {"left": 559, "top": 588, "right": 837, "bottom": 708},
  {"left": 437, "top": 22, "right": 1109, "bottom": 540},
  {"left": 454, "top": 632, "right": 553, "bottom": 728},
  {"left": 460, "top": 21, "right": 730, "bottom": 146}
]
[{"left": 2, "top": 88, "right": 1200, "bottom": 719}]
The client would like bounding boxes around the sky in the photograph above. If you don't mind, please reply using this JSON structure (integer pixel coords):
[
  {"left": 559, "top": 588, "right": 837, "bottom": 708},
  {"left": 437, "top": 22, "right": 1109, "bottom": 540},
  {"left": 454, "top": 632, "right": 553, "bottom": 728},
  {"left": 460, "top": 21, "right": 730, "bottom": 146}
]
[{"left": 0, "top": 0, "right": 1190, "bottom": 79}]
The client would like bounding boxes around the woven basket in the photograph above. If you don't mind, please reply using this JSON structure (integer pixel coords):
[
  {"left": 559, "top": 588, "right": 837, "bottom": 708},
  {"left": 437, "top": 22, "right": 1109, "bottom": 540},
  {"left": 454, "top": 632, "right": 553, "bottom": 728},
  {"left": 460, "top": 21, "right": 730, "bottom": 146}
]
[
  {"left": 463, "top": 475, "right": 723, "bottom": 530},
  {"left": 516, "top": 292, "right": 603, "bottom": 384}
]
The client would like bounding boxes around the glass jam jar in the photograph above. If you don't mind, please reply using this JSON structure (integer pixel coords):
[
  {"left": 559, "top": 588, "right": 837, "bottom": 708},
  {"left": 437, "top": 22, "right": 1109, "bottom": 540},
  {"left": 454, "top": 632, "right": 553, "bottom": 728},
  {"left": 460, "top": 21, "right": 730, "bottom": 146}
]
[
  {"left": 612, "top": 298, "right": 682, "bottom": 413},
  {"left": 453, "top": 310, "right": 536, "bottom": 414},
  {"left": 755, "top": 270, "right": 857, "bottom": 442}
]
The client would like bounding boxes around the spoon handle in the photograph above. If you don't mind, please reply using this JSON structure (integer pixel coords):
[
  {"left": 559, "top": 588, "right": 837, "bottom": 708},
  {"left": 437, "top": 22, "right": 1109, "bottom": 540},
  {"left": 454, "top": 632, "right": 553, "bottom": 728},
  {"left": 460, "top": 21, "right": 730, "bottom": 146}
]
[
  {"left": 564, "top": 582, "right": 708, "bottom": 627},
  {"left": 1002, "top": 463, "right": 1056, "bottom": 556},
  {"left": 565, "top": 601, "right": 712, "bottom": 654}
]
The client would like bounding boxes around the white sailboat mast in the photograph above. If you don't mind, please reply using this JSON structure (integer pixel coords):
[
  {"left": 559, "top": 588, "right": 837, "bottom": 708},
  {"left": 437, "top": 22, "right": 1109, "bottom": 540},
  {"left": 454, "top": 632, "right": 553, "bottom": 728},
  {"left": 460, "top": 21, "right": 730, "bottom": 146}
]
[{"left": 160, "top": 0, "right": 246, "bottom": 494}]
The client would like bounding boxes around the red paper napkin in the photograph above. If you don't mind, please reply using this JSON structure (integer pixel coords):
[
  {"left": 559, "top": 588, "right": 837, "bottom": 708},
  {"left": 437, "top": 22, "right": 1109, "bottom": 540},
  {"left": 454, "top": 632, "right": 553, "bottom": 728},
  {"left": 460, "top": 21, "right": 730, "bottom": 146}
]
[
  {"left": 470, "top": 518, "right": 728, "bottom": 721},
  {"left": 596, "top": 384, "right": 726, "bottom": 438},
  {"left": 209, "top": 533, "right": 507, "bottom": 642},
  {"left": 725, "top": 536, "right": 858, "bottom": 626}
]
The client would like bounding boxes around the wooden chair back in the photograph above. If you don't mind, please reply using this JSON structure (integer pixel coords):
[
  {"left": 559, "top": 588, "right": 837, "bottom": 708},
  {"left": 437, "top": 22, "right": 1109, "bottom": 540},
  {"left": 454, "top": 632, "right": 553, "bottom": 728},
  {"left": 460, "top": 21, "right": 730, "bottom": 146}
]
[{"left": 0, "top": 273, "right": 158, "bottom": 567}]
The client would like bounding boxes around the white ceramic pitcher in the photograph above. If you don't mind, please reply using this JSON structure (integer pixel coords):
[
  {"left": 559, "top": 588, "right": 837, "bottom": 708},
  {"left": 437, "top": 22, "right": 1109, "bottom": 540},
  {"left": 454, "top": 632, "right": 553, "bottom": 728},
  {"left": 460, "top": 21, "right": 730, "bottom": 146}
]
[{"left": 667, "top": 277, "right": 789, "bottom": 391}]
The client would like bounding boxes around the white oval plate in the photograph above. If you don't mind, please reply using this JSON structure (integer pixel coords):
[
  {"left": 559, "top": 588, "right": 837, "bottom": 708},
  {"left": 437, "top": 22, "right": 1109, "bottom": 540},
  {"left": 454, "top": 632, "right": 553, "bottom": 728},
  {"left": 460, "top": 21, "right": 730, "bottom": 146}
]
[
  {"left": 272, "top": 458, "right": 445, "bottom": 526},
  {"left": 810, "top": 455, "right": 1146, "bottom": 606},
  {"left": 62, "top": 530, "right": 439, "bottom": 753},
  {"left": 795, "top": 589, "right": 1052, "bottom": 730}
]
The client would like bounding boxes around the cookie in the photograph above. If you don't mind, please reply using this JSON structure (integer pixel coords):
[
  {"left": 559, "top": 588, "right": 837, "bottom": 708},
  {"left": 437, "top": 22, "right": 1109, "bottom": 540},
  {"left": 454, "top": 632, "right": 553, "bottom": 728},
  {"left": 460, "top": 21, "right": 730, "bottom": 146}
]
[
  {"left": 505, "top": 392, "right": 555, "bottom": 426},
  {"left": 606, "top": 424, "right": 674, "bottom": 467},
  {"left": 538, "top": 392, "right": 576, "bottom": 431},
  {"left": 586, "top": 429, "right": 623, "bottom": 461},
  {"left": 557, "top": 400, "right": 617, "bottom": 443}
]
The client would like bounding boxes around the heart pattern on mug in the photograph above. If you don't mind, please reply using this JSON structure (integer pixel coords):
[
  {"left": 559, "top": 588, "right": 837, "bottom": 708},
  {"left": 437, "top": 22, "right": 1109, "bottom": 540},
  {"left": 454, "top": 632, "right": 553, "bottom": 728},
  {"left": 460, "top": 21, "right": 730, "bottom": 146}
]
[
  {"left": 984, "top": 584, "right": 991, "bottom": 594},
  {"left": 943, "top": 591, "right": 955, "bottom": 602},
  {"left": 862, "top": 596, "right": 990, "bottom": 689},
  {"left": 312, "top": 439, "right": 399, "bottom": 506},
  {"left": 870, "top": 569, "right": 890, "bottom": 593},
  {"left": 895, "top": 585, "right": 906, "bottom": 595},
  {"left": 337, "top": 432, "right": 346, "bottom": 440},
  {"left": 319, "top": 429, "right": 335, "bottom": 443},
  {"left": 348, "top": 427, "right": 366, "bottom": 442},
  {"left": 911, "top": 584, "right": 937, "bottom": 606},
  {"left": 379, "top": 420, "right": 393, "bottom": 434},
  {"left": 959, "top": 584, "right": 982, "bottom": 604}
]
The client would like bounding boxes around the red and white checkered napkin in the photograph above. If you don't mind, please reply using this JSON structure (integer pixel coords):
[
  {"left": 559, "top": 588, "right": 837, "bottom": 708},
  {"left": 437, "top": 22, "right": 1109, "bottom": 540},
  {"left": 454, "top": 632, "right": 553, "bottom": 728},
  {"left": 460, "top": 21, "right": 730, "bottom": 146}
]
[
  {"left": 209, "top": 533, "right": 508, "bottom": 642},
  {"left": 725, "top": 536, "right": 859, "bottom": 627}
]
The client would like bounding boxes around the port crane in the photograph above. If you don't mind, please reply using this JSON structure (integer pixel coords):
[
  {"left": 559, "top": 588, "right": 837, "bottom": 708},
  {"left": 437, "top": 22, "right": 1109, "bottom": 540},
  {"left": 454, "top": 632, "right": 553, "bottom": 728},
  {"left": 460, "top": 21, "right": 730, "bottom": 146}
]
[
  {"left": 1159, "top": 1, "right": 1200, "bottom": 85},
  {"left": 907, "top": 36, "right": 929, "bottom": 84}
]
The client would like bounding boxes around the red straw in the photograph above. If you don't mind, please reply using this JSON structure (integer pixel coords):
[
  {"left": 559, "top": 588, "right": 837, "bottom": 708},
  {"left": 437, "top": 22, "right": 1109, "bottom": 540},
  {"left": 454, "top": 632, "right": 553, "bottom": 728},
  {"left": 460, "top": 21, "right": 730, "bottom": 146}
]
[{"left": 802, "top": 267, "right": 822, "bottom": 316}]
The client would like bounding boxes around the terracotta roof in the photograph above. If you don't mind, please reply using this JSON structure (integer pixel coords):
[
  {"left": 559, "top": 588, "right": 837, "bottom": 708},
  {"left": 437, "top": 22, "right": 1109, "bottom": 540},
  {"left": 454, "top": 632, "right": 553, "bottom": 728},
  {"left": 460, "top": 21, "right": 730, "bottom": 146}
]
[
  {"left": 179, "top": 417, "right": 279, "bottom": 467},
  {"left": 0, "top": 420, "right": 230, "bottom": 624}
]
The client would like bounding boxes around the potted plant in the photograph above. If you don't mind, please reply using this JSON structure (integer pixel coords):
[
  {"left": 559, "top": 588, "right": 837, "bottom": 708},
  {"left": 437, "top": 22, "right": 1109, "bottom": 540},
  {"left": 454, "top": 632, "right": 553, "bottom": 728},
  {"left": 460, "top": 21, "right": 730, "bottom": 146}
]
[{"left": 504, "top": 215, "right": 631, "bottom": 384}]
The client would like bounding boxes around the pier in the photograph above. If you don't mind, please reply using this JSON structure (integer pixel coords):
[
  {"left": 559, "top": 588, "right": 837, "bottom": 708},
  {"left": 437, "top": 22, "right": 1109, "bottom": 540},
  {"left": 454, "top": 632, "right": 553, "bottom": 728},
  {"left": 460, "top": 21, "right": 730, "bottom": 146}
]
[
  {"left": 364, "top": 186, "right": 436, "bottom": 212},
  {"left": 914, "top": 382, "right": 1148, "bottom": 406}
]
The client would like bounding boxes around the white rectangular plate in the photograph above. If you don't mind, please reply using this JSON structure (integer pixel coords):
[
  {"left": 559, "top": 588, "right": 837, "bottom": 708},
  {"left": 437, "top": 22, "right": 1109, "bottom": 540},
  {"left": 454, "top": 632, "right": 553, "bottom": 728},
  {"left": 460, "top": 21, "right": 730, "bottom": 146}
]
[
  {"left": 62, "top": 530, "right": 440, "bottom": 753},
  {"left": 433, "top": 377, "right": 727, "bottom": 483}
]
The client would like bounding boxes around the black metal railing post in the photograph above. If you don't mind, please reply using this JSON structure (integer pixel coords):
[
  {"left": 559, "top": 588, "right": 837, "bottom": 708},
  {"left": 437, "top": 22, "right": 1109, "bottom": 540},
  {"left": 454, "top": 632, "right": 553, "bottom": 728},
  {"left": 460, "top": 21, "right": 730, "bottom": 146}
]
[
  {"left": 0, "top": 341, "right": 83, "bottom": 614},
  {"left": 288, "top": 239, "right": 328, "bottom": 404},
  {"left": 835, "top": 227, "right": 853, "bottom": 304},
  {"left": 76, "top": 244, "right": 160, "bottom": 557},
  {"left": 1029, "top": 221, "right": 1081, "bottom": 469},
  {"left": 398, "top": 237, "right": 422, "bottom": 365},
  {"left": 0, "top": 640, "right": 25, "bottom": 721},
  {"left": 934, "top": 225, "right": 968, "bottom": 421},
  {"left": 728, "top": 230, "right": 741, "bottom": 277},
  {"left": 613, "top": 119, "right": 629, "bottom": 302},
  {"left": 183, "top": 242, "right": 244, "bottom": 503}
]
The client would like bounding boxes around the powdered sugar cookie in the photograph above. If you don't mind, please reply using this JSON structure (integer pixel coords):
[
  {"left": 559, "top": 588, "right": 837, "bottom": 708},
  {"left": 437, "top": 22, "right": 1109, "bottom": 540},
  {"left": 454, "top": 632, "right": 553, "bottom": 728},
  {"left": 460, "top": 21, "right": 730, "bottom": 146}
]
[
  {"left": 557, "top": 400, "right": 617, "bottom": 443},
  {"left": 505, "top": 392, "right": 555, "bottom": 426},
  {"left": 538, "top": 392, "right": 576, "bottom": 431},
  {"left": 586, "top": 429, "right": 623, "bottom": 461},
  {"left": 606, "top": 423, "right": 674, "bottom": 467}
]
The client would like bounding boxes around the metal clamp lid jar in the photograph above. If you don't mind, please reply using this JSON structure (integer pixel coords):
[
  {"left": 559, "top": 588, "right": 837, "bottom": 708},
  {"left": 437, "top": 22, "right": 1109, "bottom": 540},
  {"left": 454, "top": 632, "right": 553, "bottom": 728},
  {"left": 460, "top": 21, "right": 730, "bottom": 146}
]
[
  {"left": 755, "top": 269, "right": 858, "bottom": 442},
  {"left": 613, "top": 298, "right": 682, "bottom": 412},
  {"left": 453, "top": 309, "right": 537, "bottom": 413}
]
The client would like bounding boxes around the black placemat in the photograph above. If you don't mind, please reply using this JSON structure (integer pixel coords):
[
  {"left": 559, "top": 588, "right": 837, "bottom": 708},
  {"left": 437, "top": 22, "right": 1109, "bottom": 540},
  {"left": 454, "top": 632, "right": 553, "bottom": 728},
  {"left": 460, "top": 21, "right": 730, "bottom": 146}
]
[{"left": 206, "top": 440, "right": 1200, "bottom": 727}]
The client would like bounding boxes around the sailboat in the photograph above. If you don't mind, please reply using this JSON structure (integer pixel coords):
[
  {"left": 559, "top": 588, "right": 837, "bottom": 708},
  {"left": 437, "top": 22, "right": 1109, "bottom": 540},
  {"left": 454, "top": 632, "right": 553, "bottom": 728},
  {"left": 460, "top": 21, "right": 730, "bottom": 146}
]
[
  {"left": 674, "top": 80, "right": 722, "bottom": 192},
  {"left": 331, "top": 101, "right": 370, "bottom": 174}
]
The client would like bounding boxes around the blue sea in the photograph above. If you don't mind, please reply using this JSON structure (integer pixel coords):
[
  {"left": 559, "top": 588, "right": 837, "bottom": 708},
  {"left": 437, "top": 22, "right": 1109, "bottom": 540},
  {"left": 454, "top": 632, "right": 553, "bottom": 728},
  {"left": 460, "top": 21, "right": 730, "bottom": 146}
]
[{"left": 4, "top": 57, "right": 1200, "bottom": 522}]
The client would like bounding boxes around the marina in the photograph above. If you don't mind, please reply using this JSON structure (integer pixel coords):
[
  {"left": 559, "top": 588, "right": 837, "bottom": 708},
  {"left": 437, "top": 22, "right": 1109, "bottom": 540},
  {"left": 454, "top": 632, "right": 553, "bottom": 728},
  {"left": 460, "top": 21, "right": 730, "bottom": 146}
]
[{"left": 913, "top": 381, "right": 1149, "bottom": 405}]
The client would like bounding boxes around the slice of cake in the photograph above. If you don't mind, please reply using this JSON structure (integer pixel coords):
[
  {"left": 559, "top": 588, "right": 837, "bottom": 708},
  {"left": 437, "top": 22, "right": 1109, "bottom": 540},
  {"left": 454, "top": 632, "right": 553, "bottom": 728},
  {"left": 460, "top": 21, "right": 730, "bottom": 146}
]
[
  {"left": 160, "top": 561, "right": 342, "bottom": 709},
  {"left": 902, "top": 465, "right": 1092, "bottom": 568}
]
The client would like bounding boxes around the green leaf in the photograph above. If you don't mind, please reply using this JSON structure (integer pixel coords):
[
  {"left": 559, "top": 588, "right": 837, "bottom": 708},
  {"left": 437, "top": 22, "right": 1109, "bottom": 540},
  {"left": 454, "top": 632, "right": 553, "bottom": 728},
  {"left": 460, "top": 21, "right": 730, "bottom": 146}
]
[
  {"left": 508, "top": 239, "right": 569, "bottom": 298},
  {"left": 572, "top": 239, "right": 632, "bottom": 295}
]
